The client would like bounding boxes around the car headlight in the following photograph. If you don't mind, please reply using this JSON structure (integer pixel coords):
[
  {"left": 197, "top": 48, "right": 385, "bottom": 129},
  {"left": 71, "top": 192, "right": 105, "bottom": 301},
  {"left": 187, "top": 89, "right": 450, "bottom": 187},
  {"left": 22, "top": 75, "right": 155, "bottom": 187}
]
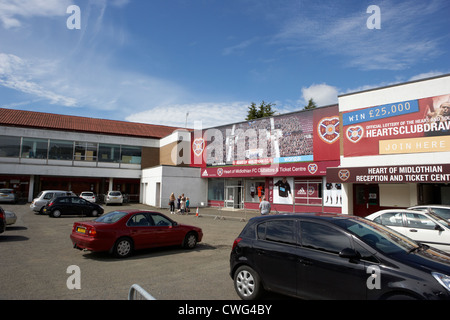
[{"left": 432, "top": 272, "right": 450, "bottom": 292}]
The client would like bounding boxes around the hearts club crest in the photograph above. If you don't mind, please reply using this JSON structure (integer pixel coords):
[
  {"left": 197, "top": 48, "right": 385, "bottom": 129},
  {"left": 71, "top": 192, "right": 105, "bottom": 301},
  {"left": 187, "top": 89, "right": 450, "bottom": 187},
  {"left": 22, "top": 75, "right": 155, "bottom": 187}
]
[{"left": 317, "top": 117, "right": 340, "bottom": 144}]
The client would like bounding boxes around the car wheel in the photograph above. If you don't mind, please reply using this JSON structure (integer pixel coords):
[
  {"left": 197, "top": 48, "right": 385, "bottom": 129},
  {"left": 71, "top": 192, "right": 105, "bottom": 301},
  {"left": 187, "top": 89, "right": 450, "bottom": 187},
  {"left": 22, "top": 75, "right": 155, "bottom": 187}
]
[
  {"left": 183, "top": 232, "right": 197, "bottom": 249},
  {"left": 113, "top": 238, "right": 133, "bottom": 258},
  {"left": 51, "top": 210, "right": 62, "bottom": 218},
  {"left": 234, "top": 265, "right": 263, "bottom": 300},
  {"left": 91, "top": 210, "right": 99, "bottom": 217}
]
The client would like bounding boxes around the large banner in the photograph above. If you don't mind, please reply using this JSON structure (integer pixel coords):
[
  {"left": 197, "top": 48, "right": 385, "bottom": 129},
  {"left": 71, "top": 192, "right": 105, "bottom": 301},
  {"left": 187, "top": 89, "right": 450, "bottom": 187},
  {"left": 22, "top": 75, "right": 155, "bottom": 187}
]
[
  {"left": 342, "top": 93, "right": 450, "bottom": 157},
  {"left": 191, "top": 105, "right": 340, "bottom": 176}
]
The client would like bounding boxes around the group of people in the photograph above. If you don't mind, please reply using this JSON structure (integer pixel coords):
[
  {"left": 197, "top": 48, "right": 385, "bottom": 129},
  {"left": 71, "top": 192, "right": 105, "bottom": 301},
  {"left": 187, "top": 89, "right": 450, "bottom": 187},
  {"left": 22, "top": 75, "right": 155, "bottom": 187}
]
[{"left": 168, "top": 193, "right": 190, "bottom": 215}]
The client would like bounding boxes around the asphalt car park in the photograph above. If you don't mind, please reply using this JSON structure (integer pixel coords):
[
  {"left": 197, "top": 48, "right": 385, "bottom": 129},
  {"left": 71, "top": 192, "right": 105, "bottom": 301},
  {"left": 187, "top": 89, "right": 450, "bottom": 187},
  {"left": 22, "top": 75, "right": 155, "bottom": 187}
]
[{"left": 0, "top": 203, "right": 255, "bottom": 300}]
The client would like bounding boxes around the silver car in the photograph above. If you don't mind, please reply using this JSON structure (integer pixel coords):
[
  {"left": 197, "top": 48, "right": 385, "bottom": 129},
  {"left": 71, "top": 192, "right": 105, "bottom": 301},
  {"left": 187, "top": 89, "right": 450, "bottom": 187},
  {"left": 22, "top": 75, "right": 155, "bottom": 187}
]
[
  {"left": 105, "top": 191, "right": 123, "bottom": 205},
  {"left": 30, "top": 190, "right": 76, "bottom": 214},
  {"left": 0, "top": 189, "right": 18, "bottom": 204},
  {"left": 409, "top": 205, "right": 450, "bottom": 221}
]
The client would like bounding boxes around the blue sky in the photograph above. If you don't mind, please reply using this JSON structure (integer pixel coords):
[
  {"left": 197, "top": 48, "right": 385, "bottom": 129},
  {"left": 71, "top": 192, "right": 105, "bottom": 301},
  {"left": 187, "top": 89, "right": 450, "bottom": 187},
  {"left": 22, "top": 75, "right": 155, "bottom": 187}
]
[{"left": 0, "top": 0, "right": 449, "bottom": 128}]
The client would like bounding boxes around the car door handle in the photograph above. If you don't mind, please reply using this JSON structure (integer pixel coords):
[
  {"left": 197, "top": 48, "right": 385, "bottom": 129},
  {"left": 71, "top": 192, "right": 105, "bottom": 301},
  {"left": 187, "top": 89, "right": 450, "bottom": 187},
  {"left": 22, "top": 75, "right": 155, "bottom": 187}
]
[
  {"left": 409, "top": 229, "right": 418, "bottom": 232},
  {"left": 256, "top": 249, "right": 266, "bottom": 255}
]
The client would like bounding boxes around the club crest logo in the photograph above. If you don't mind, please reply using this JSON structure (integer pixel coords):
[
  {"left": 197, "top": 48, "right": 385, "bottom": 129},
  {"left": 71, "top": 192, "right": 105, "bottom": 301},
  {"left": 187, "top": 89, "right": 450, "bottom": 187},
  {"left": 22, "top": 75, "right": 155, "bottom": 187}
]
[
  {"left": 308, "top": 163, "right": 318, "bottom": 174},
  {"left": 346, "top": 126, "right": 364, "bottom": 143},
  {"left": 317, "top": 117, "right": 340, "bottom": 144},
  {"left": 217, "top": 168, "right": 223, "bottom": 176},
  {"left": 338, "top": 169, "right": 350, "bottom": 181},
  {"left": 192, "top": 138, "right": 205, "bottom": 157}
]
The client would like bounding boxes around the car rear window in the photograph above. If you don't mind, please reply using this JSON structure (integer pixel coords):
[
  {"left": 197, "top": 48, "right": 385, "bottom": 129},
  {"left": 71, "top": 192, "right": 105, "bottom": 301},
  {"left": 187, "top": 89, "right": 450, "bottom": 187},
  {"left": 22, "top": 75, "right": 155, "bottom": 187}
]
[{"left": 94, "top": 211, "right": 128, "bottom": 223}]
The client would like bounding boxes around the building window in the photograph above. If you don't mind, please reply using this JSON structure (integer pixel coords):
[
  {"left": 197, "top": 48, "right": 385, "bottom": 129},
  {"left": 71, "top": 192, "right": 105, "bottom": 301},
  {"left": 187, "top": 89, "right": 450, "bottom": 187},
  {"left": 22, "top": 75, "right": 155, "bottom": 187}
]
[
  {"left": 49, "top": 140, "right": 73, "bottom": 160},
  {"left": 208, "top": 179, "right": 224, "bottom": 201},
  {"left": 246, "top": 180, "right": 265, "bottom": 202},
  {"left": 121, "top": 146, "right": 141, "bottom": 164},
  {"left": 74, "top": 142, "right": 98, "bottom": 161},
  {"left": 294, "top": 179, "right": 322, "bottom": 205},
  {"left": 0, "top": 136, "right": 21, "bottom": 157},
  {"left": 98, "top": 143, "right": 120, "bottom": 162},
  {"left": 22, "top": 138, "right": 48, "bottom": 159}
]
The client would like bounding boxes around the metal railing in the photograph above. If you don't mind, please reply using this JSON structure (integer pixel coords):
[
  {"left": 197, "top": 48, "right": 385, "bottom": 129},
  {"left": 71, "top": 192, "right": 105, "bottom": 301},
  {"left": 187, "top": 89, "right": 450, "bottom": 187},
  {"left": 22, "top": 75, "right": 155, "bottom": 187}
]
[{"left": 128, "top": 284, "right": 156, "bottom": 300}]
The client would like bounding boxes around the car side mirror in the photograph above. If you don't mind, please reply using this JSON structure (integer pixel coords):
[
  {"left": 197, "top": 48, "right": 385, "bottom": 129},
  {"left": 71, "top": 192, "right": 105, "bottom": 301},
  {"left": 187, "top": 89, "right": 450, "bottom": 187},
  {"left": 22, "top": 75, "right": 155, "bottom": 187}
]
[
  {"left": 435, "top": 224, "right": 444, "bottom": 232},
  {"left": 339, "top": 248, "right": 361, "bottom": 260}
]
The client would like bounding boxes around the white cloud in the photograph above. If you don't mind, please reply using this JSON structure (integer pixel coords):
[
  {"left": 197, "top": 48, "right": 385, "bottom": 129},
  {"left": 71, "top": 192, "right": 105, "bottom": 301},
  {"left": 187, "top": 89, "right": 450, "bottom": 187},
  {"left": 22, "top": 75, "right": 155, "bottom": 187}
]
[
  {"left": 125, "top": 102, "right": 250, "bottom": 128},
  {"left": 300, "top": 83, "right": 339, "bottom": 107},
  {"left": 408, "top": 71, "right": 445, "bottom": 82},
  {"left": 0, "top": 0, "right": 73, "bottom": 29},
  {"left": 0, "top": 53, "right": 76, "bottom": 106}
]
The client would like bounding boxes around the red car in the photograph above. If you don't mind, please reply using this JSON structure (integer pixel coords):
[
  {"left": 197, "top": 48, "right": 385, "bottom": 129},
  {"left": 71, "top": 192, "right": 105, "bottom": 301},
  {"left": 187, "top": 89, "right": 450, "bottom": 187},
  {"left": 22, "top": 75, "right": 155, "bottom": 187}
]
[{"left": 70, "top": 209, "right": 203, "bottom": 258}]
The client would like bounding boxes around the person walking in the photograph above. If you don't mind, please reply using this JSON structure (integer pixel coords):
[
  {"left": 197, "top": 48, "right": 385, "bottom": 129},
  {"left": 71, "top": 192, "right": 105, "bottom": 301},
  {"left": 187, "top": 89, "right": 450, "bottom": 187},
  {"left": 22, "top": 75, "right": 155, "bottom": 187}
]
[
  {"left": 169, "top": 192, "right": 176, "bottom": 214},
  {"left": 259, "top": 195, "right": 271, "bottom": 215}
]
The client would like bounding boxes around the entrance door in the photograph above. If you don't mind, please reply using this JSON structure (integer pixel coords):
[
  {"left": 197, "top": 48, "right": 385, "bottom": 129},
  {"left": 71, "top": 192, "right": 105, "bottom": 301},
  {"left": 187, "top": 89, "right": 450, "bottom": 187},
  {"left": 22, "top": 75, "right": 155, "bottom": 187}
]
[
  {"left": 225, "top": 186, "right": 243, "bottom": 209},
  {"left": 353, "top": 184, "right": 380, "bottom": 217},
  {"left": 225, "top": 186, "right": 235, "bottom": 208}
]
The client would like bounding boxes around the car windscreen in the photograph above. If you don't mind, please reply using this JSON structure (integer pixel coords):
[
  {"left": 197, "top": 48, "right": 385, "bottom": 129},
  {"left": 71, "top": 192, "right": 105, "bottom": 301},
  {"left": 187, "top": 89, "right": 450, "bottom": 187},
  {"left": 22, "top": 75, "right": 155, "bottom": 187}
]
[
  {"left": 94, "top": 211, "right": 128, "bottom": 223},
  {"left": 426, "top": 210, "right": 450, "bottom": 228},
  {"left": 333, "top": 217, "right": 418, "bottom": 255}
]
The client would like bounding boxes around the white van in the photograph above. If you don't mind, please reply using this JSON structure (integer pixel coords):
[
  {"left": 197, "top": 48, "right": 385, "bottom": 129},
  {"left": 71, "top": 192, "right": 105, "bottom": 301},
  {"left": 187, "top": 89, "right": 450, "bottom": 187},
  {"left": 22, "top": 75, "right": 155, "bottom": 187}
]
[{"left": 30, "top": 190, "right": 76, "bottom": 214}]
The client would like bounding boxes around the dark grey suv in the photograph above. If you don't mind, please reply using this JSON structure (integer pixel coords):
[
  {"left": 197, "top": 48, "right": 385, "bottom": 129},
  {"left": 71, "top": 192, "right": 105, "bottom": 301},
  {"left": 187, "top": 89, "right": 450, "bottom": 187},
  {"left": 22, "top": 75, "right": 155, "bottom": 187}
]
[{"left": 230, "top": 213, "right": 450, "bottom": 300}]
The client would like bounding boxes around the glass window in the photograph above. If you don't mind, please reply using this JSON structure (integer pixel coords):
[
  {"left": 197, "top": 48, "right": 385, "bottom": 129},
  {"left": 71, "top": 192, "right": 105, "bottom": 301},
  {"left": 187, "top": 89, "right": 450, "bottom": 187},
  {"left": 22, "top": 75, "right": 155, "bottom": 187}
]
[
  {"left": 404, "top": 213, "right": 437, "bottom": 230},
  {"left": 121, "top": 146, "right": 141, "bottom": 164},
  {"left": 151, "top": 213, "right": 172, "bottom": 226},
  {"left": 128, "top": 213, "right": 152, "bottom": 226},
  {"left": 98, "top": 143, "right": 120, "bottom": 162},
  {"left": 0, "top": 136, "right": 21, "bottom": 157},
  {"left": 258, "top": 220, "right": 296, "bottom": 245},
  {"left": 208, "top": 179, "right": 224, "bottom": 201},
  {"left": 246, "top": 180, "right": 265, "bottom": 202},
  {"left": 374, "top": 212, "right": 404, "bottom": 227},
  {"left": 74, "top": 142, "right": 97, "bottom": 161},
  {"left": 49, "top": 140, "right": 73, "bottom": 160},
  {"left": 295, "top": 179, "right": 322, "bottom": 205},
  {"left": 22, "top": 137, "right": 48, "bottom": 159},
  {"left": 257, "top": 222, "right": 266, "bottom": 240},
  {"left": 95, "top": 211, "right": 128, "bottom": 223},
  {"left": 300, "top": 221, "right": 352, "bottom": 254}
]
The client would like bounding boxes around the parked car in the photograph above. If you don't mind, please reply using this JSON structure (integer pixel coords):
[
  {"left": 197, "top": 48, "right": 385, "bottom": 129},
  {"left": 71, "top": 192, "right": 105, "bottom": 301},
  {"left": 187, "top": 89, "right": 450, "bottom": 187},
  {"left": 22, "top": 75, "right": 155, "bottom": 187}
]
[
  {"left": 366, "top": 209, "right": 450, "bottom": 253},
  {"left": 0, "top": 188, "right": 18, "bottom": 203},
  {"left": 230, "top": 213, "right": 450, "bottom": 300},
  {"left": 80, "top": 191, "right": 97, "bottom": 203},
  {"left": 5, "top": 210, "right": 17, "bottom": 225},
  {"left": 0, "top": 207, "right": 6, "bottom": 234},
  {"left": 105, "top": 191, "right": 123, "bottom": 205},
  {"left": 43, "top": 196, "right": 104, "bottom": 218},
  {"left": 409, "top": 205, "right": 450, "bottom": 221},
  {"left": 30, "top": 190, "right": 76, "bottom": 214},
  {"left": 70, "top": 210, "right": 203, "bottom": 258}
]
